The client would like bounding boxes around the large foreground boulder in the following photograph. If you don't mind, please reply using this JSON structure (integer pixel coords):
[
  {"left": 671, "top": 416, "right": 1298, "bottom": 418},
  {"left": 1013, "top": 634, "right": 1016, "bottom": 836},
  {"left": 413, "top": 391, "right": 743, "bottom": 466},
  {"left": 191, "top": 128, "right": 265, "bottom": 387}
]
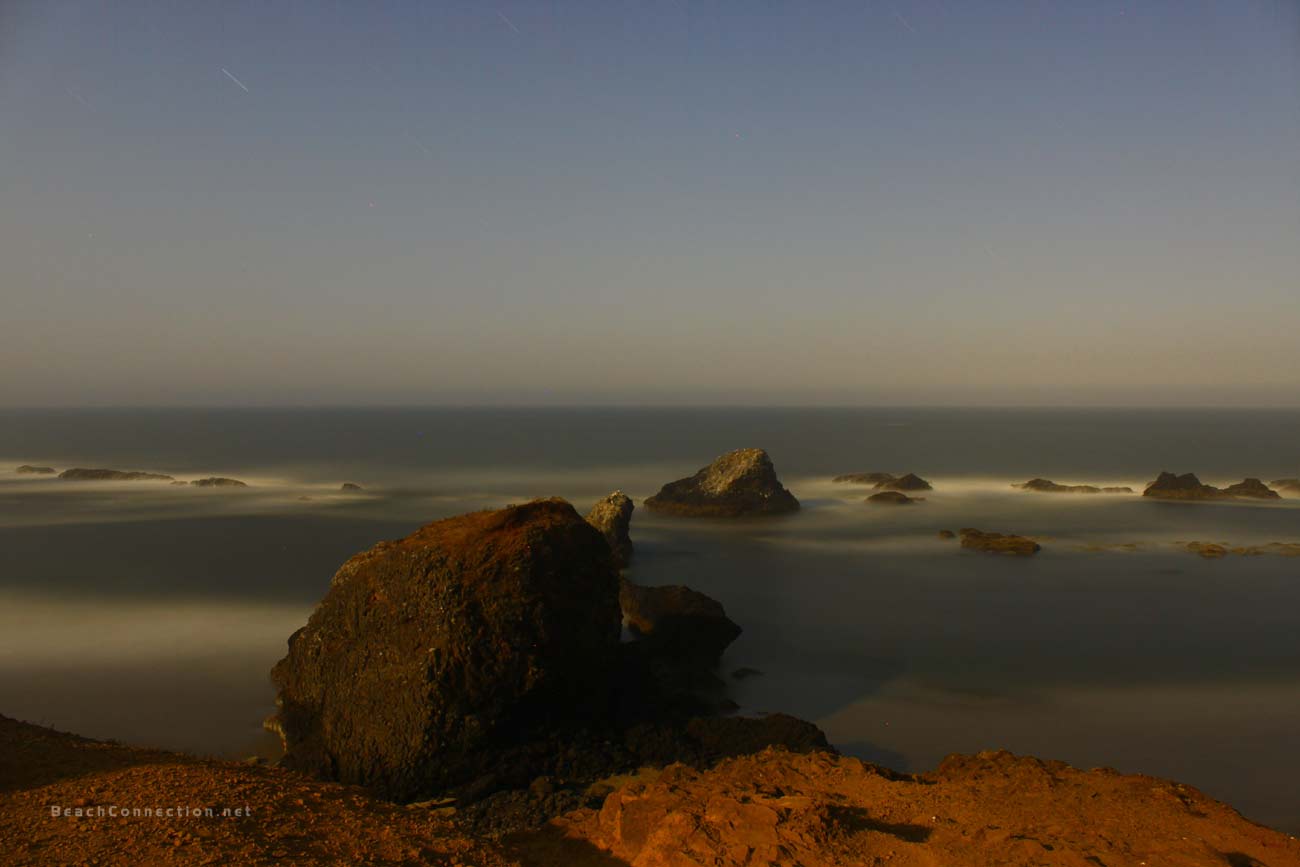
[
  {"left": 585, "top": 491, "right": 635, "bottom": 568},
  {"left": 644, "top": 448, "right": 799, "bottom": 517},
  {"left": 268, "top": 498, "right": 622, "bottom": 801}
]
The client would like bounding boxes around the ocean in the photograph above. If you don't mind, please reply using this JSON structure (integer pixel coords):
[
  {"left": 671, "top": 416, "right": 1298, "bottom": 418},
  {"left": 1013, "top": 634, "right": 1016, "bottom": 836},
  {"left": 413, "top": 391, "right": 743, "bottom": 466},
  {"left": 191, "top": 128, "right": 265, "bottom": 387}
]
[{"left": 1, "top": 407, "right": 1298, "bottom": 832}]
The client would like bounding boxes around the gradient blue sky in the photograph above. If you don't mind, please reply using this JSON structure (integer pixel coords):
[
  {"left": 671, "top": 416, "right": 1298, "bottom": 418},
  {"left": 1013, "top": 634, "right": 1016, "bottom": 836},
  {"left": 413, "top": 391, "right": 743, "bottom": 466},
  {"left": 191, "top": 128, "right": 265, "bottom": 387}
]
[{"left": 2, "top": 1, "right": 1297, "bottom": 406}]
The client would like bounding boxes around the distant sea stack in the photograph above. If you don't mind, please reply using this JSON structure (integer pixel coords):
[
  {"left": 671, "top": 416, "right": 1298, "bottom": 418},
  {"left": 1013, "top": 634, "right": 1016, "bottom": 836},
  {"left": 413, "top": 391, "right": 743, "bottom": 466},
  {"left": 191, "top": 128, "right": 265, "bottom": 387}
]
[
  {"left": 340, "top": 482, "right": 364, "bottom": 492},
  {"left": 1014, "top": 478, "right": 1134, "bottom": 494},
  {"left": 832, "top": 472, "right": 897, "bottom": 485},
  {"left": 190, "top": 477, "right": 248, "bottom": 488},
  {"left": 874, "top": 472, "right": 932, "bottom": 492},
  {"left": 959, "top": 528, "right": 1041, "bottom": 556},
  {"left": 58, "top": 468, "right": 174, "bottom": 482},
  {"left": 1143, "top": 472, "right": 1280, "bottom": 501},
  {"left": 585, "top": 491, "right": 634, "bottom": 568},
  {"left": 1221, "top": 478, "right": 1281, "bottom": 500},
  {"left": 268, "top": 498, "right": 621, "bottom": 801},
  {"left": 15, "top": 465, "right": 55, "bottom": 475},
  {"left": 1143, "top": 472, "right": 1225, "bottom": 501},
  {"left": 644, "top": 448, "right": 799, "bottom": 517}
]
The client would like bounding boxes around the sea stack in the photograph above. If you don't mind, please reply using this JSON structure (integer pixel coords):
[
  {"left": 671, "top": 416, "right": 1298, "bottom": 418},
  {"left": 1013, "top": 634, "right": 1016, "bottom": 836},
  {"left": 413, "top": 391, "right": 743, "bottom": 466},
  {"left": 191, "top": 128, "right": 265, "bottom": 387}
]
[
  {"left": 1142, "top": 472, "right": 1226, "bottom": 500},
  {"left": 874, "top": 472, "right": 932, "bottom": 492},
  {"left": 190, "top": 477, "right": 248, "bottom": 488},
  {"left": 1014, "top": 478, "right": 1134, "bottom": 494},
  {"left": 585, "top": 490, "right": 634, "bottom": 568},
  {"left": 1220, "top": 478, "right": 1281, "bottom": 500},
  {"left": 268, "top": 498, "right": 621, "bottom": 800},
  {"left": 15, "top": 465, "right": 56, "bottom": 475},
  {"left": 644, "top": 448, "right": 799, "bottom": 517},
  {"left": 57, "top": 468, "right": 175, "bottom": 482}
]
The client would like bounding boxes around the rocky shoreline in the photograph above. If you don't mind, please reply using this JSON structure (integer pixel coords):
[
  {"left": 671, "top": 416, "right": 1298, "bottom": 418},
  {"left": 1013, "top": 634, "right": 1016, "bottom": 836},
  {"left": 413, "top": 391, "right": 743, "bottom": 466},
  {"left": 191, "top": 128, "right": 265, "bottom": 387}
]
[{"left": 5, "top": 713, "right": 1298, "bottom": 866}]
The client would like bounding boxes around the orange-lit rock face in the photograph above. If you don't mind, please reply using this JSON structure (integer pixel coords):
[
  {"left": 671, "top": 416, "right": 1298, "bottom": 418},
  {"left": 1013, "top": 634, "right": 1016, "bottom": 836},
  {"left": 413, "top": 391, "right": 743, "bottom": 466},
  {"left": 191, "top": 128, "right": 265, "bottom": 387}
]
[
  {"left": 552, "top": 748, "right": 1300, "bottom": 867},
  {"left": 269, "top": 498, "right": 622, "bottom": 800}
]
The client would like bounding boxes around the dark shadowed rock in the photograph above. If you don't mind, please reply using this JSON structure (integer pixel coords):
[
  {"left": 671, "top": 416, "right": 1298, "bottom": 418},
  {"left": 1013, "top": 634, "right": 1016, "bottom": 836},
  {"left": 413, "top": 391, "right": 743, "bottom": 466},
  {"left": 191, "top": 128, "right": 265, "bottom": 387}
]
[
  {"left": 585, "top": 491, "right": 634, "bottom": 568},
  {"left": 644, "top": 448, "right": 798, "bottom": 517},
  {"left": 938, "top": 529, "right": 956, "bottom": 539},
  {"left": 340, "top": 482, "right": 364, "bottom": 492},
  {"left": 867, "top": 491, "right": 916, "bottom": 505},
  {"left": 619, "top": 578, "right": 741, "bottom": 663},
  {"left": 683, "top": 713, "right": 829, "bottom": 757},
  {"left": 1271, "top": 478, "right": 1300, "bottom": 495},
  {"left": 191, "top": 477, "right": 248, "bottom": 488},
  {"left": 874, "top": 472, "right": 932, "bottom": 492},
  {"left": 1221, "top": 478, "right": 1281, "bottom": 500},
  {"left": 268, "top": 498, "right": 622, "bottom": 801},
  {"left": 58, "top": 468, "right": 174, "bottom": 482},
  {"left": 15, "top": 465, "right": 55, "bottom": 475},
  {"left": 959, "top": 528, "right": 1041, "bottom": 556},
  {"left": 832, "top": 472, "right": 896, "bottom": 485},
  {"left": 1015, "top": 478, "right": 1134, "bottom": 494}
]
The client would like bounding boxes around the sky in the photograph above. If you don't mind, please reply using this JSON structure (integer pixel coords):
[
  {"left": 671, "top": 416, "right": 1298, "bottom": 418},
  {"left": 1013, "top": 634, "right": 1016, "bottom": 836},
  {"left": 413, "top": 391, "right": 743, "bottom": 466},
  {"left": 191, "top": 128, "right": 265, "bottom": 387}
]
[{"left": 1, "top": 0, "right": 1297, "bottom": 407}]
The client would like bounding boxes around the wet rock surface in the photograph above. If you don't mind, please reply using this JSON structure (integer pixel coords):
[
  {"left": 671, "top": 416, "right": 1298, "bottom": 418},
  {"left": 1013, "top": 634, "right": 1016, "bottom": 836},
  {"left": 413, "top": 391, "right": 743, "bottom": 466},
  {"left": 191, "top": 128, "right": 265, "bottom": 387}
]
[{"left": 645, "top": 448, "right": 799, "bottom": 517}]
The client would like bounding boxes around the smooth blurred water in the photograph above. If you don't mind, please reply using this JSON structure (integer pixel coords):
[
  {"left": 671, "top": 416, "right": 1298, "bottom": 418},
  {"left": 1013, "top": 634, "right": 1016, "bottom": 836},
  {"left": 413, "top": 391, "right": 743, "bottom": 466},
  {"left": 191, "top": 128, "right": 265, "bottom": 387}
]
[{"left": 1, "top": 407, "right": 1298, "bottom": 831}]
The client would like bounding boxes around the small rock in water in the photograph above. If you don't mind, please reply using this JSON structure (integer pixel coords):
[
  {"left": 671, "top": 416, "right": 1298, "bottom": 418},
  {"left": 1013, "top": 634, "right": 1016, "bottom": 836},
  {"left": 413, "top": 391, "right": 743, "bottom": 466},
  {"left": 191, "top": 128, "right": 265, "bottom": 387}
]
[{"left": 959, "top": 528, "right": 1041, "bottom": 556}]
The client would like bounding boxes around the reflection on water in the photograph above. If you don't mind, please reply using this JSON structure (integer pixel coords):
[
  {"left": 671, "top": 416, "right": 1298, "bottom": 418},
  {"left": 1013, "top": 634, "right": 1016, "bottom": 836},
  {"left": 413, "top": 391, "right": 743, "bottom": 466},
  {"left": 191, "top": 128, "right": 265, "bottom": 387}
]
[{"left": 0, "top": 407, "right": 1297, "bottom": 831}]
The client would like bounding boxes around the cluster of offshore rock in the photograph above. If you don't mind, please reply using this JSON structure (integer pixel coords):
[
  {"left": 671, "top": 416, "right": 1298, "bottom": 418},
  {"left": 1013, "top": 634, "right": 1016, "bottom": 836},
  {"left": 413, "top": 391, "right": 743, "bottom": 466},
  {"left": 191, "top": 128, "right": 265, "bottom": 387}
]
[
  {"left": 268, "top": 455, "right": 823, "bottom": 813},
  {"left": 1014, "top": 478, "right": 1134, "bottom": 494},
  {"left": 1143, "top": 472, "right": 1281, "bottom": 501}
]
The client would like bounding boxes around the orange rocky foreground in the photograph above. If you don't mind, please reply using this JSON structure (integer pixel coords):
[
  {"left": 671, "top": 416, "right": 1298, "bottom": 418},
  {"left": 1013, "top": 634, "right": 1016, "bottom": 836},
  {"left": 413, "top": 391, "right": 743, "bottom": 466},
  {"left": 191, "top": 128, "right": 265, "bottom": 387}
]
[{"left": 3, "top": 714, "right": 1297, "bottom": 867}]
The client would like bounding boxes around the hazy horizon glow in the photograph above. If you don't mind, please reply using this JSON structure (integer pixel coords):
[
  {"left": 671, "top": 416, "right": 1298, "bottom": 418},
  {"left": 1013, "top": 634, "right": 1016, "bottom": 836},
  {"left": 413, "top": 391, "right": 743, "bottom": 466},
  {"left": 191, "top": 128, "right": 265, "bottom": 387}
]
[{"left": 2, "top": 1, "right": 1298, "bottom": 407}]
